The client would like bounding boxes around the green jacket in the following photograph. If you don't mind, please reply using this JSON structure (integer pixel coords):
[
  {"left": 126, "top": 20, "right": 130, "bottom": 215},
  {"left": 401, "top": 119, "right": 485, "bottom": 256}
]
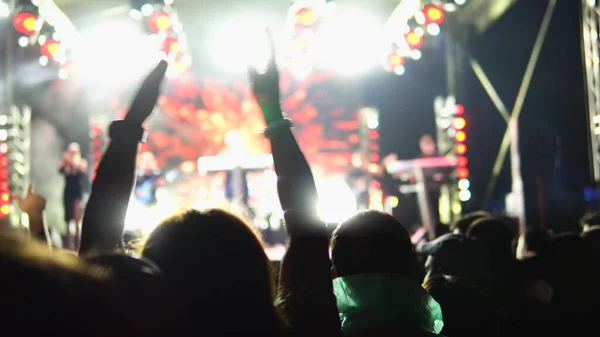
[{"left": 333, "top": 273, "right": 444, "bottom": 336}]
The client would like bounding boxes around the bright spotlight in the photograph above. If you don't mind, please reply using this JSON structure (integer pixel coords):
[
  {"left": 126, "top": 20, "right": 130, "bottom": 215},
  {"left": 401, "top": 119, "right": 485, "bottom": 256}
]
[
  {"left": 458, "top": 178, "right": 470, "bottom": 190},
  {"left": 141, "top": 3, "right": 154, "bottom": 16},
  {"left": 410, "top": 49, "right": 422, "bottom": 60},
  {"left": 38, "top": 55, "right": 48, "bottom": 66},
  {"left": 0, "top": 2, "right": 9, "bottom": 18},
  {"left": 316, "top": 177, "right": 357, "bottom": 223},
  {"left": 458, "top": 189, "right": 471, "bottom": 201},
  {"left": 210, "top": 17, "right": 274, "bottom": 73},
  {"left": 394, "top": 65, "right": 405, "bottom": 75},
  {"left": 18, "top": 36, "right": 29, "bottom": 47},
  {"left": 455, "top": 0, "right": 466, "bottom": 5},
  {"left": 427, "top": 23, "right": 440, "bottom": 36},
  {"left": 314, "top": 10, "right": 385, "bottom": 76}
]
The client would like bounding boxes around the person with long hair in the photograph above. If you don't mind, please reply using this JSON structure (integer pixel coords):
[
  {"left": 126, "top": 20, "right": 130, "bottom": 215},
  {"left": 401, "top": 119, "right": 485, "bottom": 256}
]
[{"left": 59, "top": 142, "right": 87, "bottom": 250}]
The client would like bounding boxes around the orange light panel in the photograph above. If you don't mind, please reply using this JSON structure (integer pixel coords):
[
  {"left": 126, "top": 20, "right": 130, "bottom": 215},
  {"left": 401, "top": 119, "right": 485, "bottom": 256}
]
[
  {"left": 424, "top": 5, "right": 445, "bottom": 24},
  {"left": 456, "top": 144, "right": 467, "bottom": 155},
  {"left": 14, "top": 12, "right": 38, "bottom": 36},
  {"left": 455, "top": 131, "right": 466, "bottom": 142},
  {"left": 453, "top": 117, "right": 466, "bottom": 130}
]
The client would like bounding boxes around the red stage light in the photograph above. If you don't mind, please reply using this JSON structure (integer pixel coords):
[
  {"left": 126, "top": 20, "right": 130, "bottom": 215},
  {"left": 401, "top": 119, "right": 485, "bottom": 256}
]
[
  {"left": 40, "top": 39, "right": 60, "bottom": 59},
  {"left": 388, "top": 54, "right": 404, "bottom": 66},
  {"left": 406, "top": 32, "right": 423, "bottom": 49},
  {"left": 455, "top": 131, "right": 466, "bottom": 142},
  {"left": 0, "top": 157, "right": 8, "bottom": 167},
  {"left": 148, "top": 11, "right": 172, "bottom": 33},
  {"left": 458, "top": 167, "right": 469, "bottom": 179},
  {"left": 453, "top": 117, "right": 466, "bottom": 130},
  {"left": 370, "top": 153, "right": 380, "bottom": 162},
  {"left": 424, "top": 5, "right": 445, "bottom": 25},
  {"left": 455, "top": 104, "right": 464, "bottom": 115},
  {"left": 458, "top": 156, "right": 468, "bottom": 167},
  {"left": 13, "top": 12, "right": 37, "bottom": 36},
  {"left": 0, "top": 182, "right": 8, "bottom": 191},
  {"left": 162, "top": 37, "right": 179, "bottom": 54},
  {"left": 369, "top": 130, "right": 379, "bottom": 140},
  {"left": 456, "top": 144, "right": 467, "bottom": 155},
  {"left": 295, "top": 7, "right": 317, "bottom": 27}
]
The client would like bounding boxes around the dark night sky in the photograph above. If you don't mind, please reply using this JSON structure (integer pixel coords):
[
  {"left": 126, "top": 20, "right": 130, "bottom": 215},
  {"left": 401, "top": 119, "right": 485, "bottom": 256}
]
[{"left": 370, "top": 0, "right": 589, "bottom": 230}]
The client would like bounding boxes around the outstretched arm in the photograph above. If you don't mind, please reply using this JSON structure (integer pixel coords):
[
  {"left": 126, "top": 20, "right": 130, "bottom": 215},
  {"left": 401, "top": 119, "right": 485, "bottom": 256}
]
[
  {"left": 249, "top": 30, "right": 340, "bottom": 337},
  {"left": 79, "top": 61, "right": 167, "bottom": 256}
]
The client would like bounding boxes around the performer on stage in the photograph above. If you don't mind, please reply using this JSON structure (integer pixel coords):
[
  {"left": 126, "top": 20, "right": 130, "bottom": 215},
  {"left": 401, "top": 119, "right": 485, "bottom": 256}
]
[
  {"left": 59, "top": 142, "right": 87, "bottom": 250},
  {"left": 221, "top": 130, "right": 250, "bottom": 209},
  {"left": 135, "top": 151, "right": 160, "bottom": 206},
  {"left": 419, "top": 134, "right": 443, "bottom": 228}
]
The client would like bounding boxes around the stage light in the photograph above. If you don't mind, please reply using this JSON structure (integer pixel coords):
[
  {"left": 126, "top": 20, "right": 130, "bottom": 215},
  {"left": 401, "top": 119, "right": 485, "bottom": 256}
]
[
  {"left": 40, "top": 39, "right": 61, "bottom": 59},
  {"left": 0, "top": 204, "right": 9, "bottom": 215},
  {"left": 427, "top": 23, "right": 440, "bottom": 36},
  {"left": 455, "top": 131, "right": 466, "bottom": 142},
  {"left": 455, "top": 0, "right": 467, "bottom": 5},
  {"left": 405, "top": 31, "right": 423, "bottom": 49},
  {"left": 161, "top": 37, "right": 179, "bottom": 54},
  {"left": 0, "top": 143, "right": 7, "bottom": 154},
  {"left": 453, "top": 117, "right": 466, "bottom": 130},
  {"left": 458, "top": 155, "right": 468, "bottom": 167},
  {"left": 58, "top": 68, "right": 69, "bottom": 80},
  {"left": 295, "top": 7, "right": 318, "bottom": 27},
  {"left": 14, "top": 12, "right": 38, "bottom": 36},
  {"left": 411, "top": 49, "right": 422, "bottom": 60},
  {"left": 148, "top": 11, "right": 172, "bottom": 33},
  {"left": 0, "top": 3, "right": 9, "bottom": 18},
  {"left": 39, "top": 56, "right": 48, "bottom": 66},
  {"left": 389, "top": 54, "right": 404, "bottom": 66},
  {"left": 458, "top": 178, "right": 470, "bottom": 190},
  {"left": 18, "top": 36, "right": 29, "bottom": 47},
  {"left": 456, "top": 143, "right": 467, "bottom": 155},
  {"left": 394, "top": 65, "right": 405, "bottom": 75},
  {"left": 458, "top": 167, "right": 469, "bottom": 179},
  {"left": 0, "top": 130, "right": 7, "bottom": 142},
  {"left": 1, "top": 193, "right": 9, "bottom": 202},
  {"left": 455, "top": 104, "right": 464, "bottom": 115},
  {"left": 458, "top": 189, "right": 471, "bottom": 202},
  {"left": 424, "top": 4, "right": 445, "bottom": 25}
]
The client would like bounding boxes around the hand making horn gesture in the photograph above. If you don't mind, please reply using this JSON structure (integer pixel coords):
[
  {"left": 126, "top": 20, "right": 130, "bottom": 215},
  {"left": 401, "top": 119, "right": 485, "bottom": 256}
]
[
  {"left": 248, "top": 28, "right": 284, "bottom": 124},
  {"left": 124, "top": 60, "right": 168, "bottom": 125}
]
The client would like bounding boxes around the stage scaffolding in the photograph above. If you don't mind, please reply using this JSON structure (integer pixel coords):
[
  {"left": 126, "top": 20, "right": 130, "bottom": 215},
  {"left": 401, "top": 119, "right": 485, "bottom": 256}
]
[{"left": 582, "top": 0, "right": 600, "bottom": 183}]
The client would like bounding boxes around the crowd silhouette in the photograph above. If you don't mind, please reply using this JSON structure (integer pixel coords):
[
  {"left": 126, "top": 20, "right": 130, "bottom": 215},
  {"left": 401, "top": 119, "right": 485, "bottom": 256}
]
[{"left": 2, "top": 32, "right": 600, "bottom": 337}]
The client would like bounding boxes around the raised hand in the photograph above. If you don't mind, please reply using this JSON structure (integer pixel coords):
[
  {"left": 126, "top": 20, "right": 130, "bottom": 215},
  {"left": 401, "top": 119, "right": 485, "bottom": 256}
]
[
  {"left": 14, "top": 184, "right": 46, "bottom": 215},
  {"left": 124, "top": 60, "right": 168, "bottom": 125},
  {"left": 248, "top": 29, "right": 284, "bottom": 124},
  {"left": 14, "top": 184, "right": 47, "bottom": 240}
]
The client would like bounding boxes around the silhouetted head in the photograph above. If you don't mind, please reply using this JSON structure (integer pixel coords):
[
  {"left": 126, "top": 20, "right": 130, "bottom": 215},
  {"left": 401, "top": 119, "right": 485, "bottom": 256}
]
[
  {"left": 449, "top": 211, "right": 491, "bottom": 235},
  {"left": 0, "top": 231, "right": 133, "bottom": 336},
  {"left": 467, "top": 217, "right": 514, "bottom": 261},
  {"left": 141, "top": 209, "right": 284, "bottom": 335},
  {"left": 331, "top": 210, "right": 417, "bottom": 278},
  {"left": 419, "top": 134, "right": 437, "bottom": 157}
]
